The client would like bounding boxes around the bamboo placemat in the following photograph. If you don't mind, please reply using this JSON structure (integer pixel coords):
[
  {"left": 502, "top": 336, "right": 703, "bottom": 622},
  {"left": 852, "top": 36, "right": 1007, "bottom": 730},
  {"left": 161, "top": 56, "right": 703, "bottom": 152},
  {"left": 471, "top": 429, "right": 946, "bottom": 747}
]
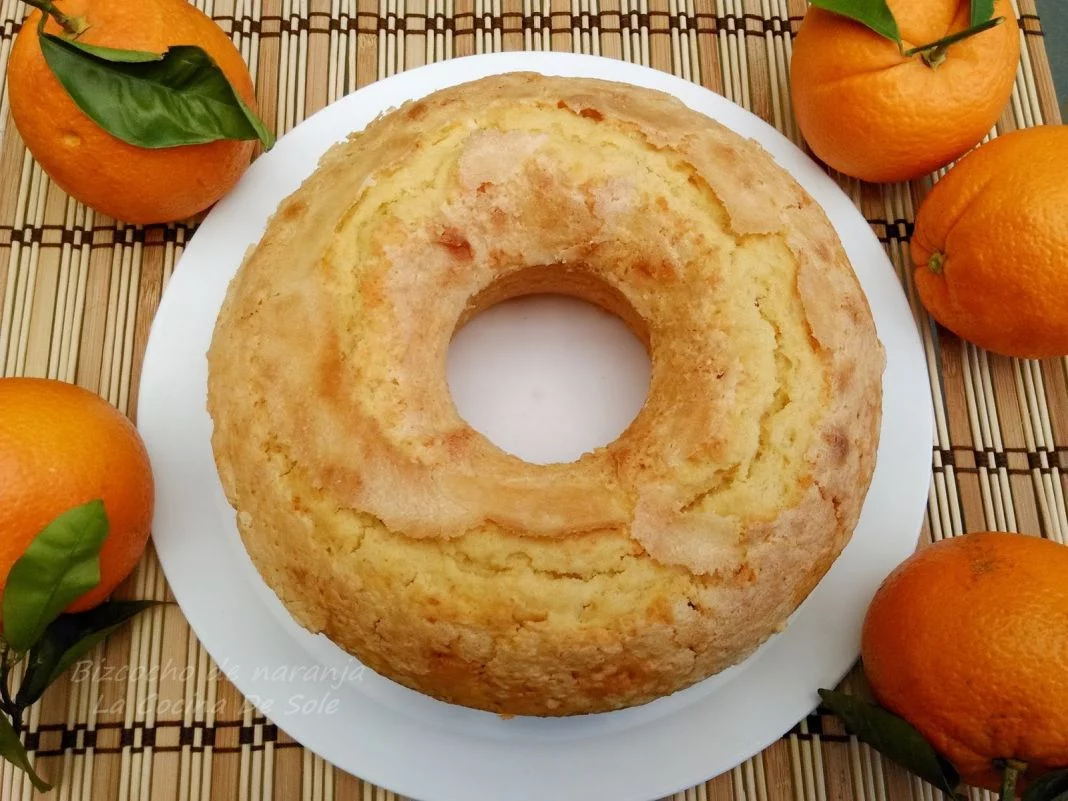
[{"left": 0, "top": 0, "right": 1064, "bottom": 799}]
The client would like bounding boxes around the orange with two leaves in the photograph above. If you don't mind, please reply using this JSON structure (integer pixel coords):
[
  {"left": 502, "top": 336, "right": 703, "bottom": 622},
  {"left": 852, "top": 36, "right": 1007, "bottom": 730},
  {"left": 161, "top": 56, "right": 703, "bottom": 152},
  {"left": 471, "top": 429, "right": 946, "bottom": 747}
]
[
  {"left": 824, "top": 532, "right": 1068, "bottom": 800},
  {"left": 0, "top": 378, "right": 158, "bottom": 791},
  {"left": 790, "top": 0, "right": 1019, "bottom": 183}
]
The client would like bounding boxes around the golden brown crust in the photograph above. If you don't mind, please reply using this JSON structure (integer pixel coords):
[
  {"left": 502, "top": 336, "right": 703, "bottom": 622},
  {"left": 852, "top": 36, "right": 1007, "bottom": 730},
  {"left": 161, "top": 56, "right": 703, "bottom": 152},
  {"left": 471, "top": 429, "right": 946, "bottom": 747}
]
[{"left": 207, "top": 73, "right": 884, "bottom": 716}]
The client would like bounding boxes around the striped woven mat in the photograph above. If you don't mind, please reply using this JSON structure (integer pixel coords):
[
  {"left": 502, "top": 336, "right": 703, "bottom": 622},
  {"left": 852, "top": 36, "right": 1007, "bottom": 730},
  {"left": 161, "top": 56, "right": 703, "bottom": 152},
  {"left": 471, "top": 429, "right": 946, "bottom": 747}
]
[{"left": 0, "top": 0, "right": 1064, "bottom": 799}]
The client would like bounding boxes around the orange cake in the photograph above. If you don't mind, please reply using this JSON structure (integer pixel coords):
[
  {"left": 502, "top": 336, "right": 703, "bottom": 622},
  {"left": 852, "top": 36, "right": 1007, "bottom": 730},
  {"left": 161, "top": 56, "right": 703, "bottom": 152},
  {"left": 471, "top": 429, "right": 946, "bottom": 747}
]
[{"left": 207, "top": 73, "right": 884, "bottom": 716}]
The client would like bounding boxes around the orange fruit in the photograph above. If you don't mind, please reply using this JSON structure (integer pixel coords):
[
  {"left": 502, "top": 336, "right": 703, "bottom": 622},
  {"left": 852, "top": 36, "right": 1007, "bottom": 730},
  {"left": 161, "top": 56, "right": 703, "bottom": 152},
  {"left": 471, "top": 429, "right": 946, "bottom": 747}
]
[
  {"left": 0, "top": 378, "right": 154, "bottom": 613},
  {"left": 7, "top": 0, "right": 259, "bottom": 224},
  {"left": 911, "top": 126, "right": 1068, "bottom": 359},
  {"left": 790, "top": 0, "right": 1020, "bottom": 183},
  {"left": 862, "top": 532, "right": 1068, "bottom": 791}
]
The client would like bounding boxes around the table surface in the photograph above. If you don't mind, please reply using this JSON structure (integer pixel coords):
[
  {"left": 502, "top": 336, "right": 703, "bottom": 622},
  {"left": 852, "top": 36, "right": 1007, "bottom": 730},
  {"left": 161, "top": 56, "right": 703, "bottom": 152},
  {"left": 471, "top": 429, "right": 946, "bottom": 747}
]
[{"left": 0, "top": 2, "right": 1064, "bottom": 801}]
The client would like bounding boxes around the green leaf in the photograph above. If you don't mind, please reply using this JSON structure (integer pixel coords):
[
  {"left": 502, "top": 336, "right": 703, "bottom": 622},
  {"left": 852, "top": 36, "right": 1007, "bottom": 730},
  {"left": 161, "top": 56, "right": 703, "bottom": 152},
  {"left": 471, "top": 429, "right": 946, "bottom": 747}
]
[
  {"left": 0, "top": 713, "right": 51, "bottom": 792},
  {"left": 0, "top": 650, "right": 17, "bottom": 716},
  {"left": 808, "top": 0, "right": 901, "bottom": 43},
  {"left": 1023, "top": 769, "right": 1068, "bottom": 801},
  {"left": 1, "top": 500, "right": 109, "bottom": 652},
  {"left": 971, "top": 0, "right": 995, "bottom": 26},
  {"left": 60, "top": 39, "right": 164, "bottom": 63},
  {"left": 38, "top": 34, "right": 275, "bottom": 149},
  {"left": 14, "top": 600, "right": 160, "bottom": 710},
  {"left": 818, "top": 689, "right": 960, "bottom": 795}
]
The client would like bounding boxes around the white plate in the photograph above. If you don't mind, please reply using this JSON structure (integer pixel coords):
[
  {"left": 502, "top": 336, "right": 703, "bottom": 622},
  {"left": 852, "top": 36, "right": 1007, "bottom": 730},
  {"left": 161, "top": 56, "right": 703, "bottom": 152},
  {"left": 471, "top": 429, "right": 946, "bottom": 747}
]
[{"left": 138, "top": 52, "right": 933, "bottom": 801}]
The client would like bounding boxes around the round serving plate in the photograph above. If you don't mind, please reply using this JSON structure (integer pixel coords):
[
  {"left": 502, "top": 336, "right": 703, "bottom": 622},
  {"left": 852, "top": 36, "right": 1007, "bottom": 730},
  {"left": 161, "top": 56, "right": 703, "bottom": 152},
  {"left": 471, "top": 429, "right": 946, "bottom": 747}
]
[{"left": 138, "top": 52, "right": 933, "bottom": 801}]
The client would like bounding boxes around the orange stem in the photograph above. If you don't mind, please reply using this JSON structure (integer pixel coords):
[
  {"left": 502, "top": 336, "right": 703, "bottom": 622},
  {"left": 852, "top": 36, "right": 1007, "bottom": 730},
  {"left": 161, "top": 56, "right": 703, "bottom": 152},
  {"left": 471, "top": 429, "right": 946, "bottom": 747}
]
[
  {"left": 22, "top": 0, "right": 86, "bottom": 35},
  {"left": 903, "top": 17, "right": 1005, "bottom": 68},
  {"left": 998, "top": 759, "right": 1028, "bottom": 801}
]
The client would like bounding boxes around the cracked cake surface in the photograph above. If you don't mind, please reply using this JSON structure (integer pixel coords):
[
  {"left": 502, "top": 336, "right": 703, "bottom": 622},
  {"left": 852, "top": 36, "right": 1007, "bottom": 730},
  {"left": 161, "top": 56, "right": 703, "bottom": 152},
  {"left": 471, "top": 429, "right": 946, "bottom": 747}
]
[{"left": 207, "top": 73, "right": 884, "bottom": 716}]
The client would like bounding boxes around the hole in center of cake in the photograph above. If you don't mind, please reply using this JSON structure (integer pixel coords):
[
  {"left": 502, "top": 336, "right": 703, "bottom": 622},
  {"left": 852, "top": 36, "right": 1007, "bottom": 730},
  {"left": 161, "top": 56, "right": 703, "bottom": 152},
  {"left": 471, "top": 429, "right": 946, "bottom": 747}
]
[{"left": 447, "top": 268, "right": 651, "bottom": 465}]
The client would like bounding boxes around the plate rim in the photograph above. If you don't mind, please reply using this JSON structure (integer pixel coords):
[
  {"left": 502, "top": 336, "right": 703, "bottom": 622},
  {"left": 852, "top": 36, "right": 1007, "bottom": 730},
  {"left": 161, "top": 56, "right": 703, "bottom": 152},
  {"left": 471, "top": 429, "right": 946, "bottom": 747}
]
[{"left": 138, "top": 51, "right": 934, "bottom": 801}]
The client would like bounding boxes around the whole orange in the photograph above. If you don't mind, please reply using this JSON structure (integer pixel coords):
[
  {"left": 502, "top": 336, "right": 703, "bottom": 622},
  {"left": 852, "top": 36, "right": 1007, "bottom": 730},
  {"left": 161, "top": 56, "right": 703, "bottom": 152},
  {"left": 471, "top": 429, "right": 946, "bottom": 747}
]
[
  {"left": 862, "top": 532, "right": 1068, "bottom": 791},
  {"left": 0, "top": 378, "right": 154, "bottom": 613},
  {"left": 790, "top": 0, "right": 1019, "bottom": 183},
  {"left": 911, "top": 126, "right": 1068, "bottom": 359},
  {"left": 7, "top": 0, "right": 259, "bottom": 224}
]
